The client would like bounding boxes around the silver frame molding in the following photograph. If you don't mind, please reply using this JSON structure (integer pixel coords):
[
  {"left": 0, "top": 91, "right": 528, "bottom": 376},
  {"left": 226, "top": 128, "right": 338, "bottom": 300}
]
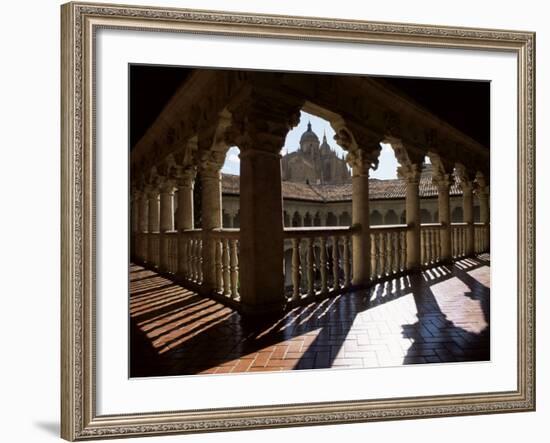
[{"left": 61, "top": 2, "right": 536, "bottom": 440}]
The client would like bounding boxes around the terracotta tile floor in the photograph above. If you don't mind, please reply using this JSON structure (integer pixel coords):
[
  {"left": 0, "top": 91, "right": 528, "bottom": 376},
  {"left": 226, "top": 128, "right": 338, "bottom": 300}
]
[{"left": 130, "top": 255, "right": 490, "bottom": 377}]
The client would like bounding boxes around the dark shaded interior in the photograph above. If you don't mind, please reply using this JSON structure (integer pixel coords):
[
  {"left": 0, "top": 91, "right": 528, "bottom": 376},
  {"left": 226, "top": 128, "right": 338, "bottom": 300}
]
[{"left": 129, "top": 65, "right": 490, "bottom": 149}]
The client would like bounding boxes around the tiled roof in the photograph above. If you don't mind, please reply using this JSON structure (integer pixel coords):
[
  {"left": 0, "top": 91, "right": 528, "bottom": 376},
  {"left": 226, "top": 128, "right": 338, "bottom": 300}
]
[{"left": 221, "top": 167, "right": 463, "bottom": 202}]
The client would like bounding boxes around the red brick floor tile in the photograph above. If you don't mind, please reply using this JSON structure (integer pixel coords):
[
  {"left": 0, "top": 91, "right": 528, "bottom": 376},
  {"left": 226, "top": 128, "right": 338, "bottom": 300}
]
[{"left": 130, "top": 257, "right": 490, "bottom": 377}]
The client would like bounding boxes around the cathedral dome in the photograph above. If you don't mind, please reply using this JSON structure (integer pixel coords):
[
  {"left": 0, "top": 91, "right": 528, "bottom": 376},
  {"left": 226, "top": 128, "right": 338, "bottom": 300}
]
[{"left": 299, "top": 122, "right": 320, "bottom": 145}]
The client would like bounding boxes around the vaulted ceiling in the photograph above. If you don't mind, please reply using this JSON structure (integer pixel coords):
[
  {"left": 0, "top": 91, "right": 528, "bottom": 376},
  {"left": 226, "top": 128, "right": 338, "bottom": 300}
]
[{"left": 129, "top": 65, "right": 489, "bottom": 150}]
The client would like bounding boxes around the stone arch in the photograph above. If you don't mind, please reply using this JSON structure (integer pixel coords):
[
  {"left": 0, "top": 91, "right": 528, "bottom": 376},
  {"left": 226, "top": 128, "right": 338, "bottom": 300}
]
[
  {"left": 283, "top": 211, "right": 290, "bottom": 227},
  {"left": 222, "top": 211, "right": 232, "bottom": 228},
  {"left": 474, "top": 205, "right": 480, "bottom": 222},
  {"left": 339, "top": 211, "right": 351, "bottom": 226},
  {"left": 370, "top": 210, "right": 383, "bottom": 226},
  {"left": 384, "top": 209, "right": 398, "bottom": 225},
  {"left": 326, "top": 212, "right": 338, "bottom": 226},
  {"left": 292, "top": 211, "right": 302, "bottom": 227},
  {"left": 304, "top": 212, "right": 313, "bottom": 227},
  {"left": 420, "top": 208, "right": 432, "bottom": 223},
  {"left": 452, "top": 206, "right": 463, "bottom": 223},
  {"left": 313, "top": 212, "right": 322, "bottom": 226}
]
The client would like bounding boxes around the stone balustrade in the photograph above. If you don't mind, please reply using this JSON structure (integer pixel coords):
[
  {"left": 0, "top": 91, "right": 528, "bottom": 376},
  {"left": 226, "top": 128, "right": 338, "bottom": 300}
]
[
  {"left": 474, "top": 223, "right": 490, "bottom": 254},
  {"left": 420, "top": 223, "right": 443, "bottom": 267},
  {"left": 178, "top": 230, "right": 203, "bottom": 284},
  {"left": 212, "top": 229, "right": 240, "bottom": 302},
  {"left": 131, "top": 221, "right": 489, "bottom": 313},
  {"left": 451, "top": 223, "right": 468, "bottom": 259},
  {"left": 283, "top": 227, "right": 353, "bottom": 303},
  {"left": 370, "top": 225, "right": 407, "bottom": 280}
]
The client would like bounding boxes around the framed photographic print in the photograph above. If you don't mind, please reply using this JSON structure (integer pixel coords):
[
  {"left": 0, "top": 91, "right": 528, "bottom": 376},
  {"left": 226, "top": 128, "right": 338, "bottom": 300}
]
[{"left": 61, "top": 1, "right": 536, "bottom": 440}]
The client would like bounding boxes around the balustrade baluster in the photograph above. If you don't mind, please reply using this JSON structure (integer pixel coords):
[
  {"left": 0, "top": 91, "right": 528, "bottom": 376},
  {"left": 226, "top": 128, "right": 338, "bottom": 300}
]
[
  {"left": 179, "top": 236, "right": 186, "bottom": 277},
  {"left": 343, "top": 235, "right": 351, "bottom": 289},
  {"left": 190, "top": 239, "right": 196, "bottom": 280},
  {"left": 434, "top": 228, "right": 439, "bottom": 262},
  {"left": 429, "top": 229, "right": 433, "bottom": 264},
  {"left": 319, "top": 237, "right": 328, "bottom": 297},
  {"left": 291, "top": 238, "right": 301, "bottom": 301},
  {"left": 393, "top": 233, "right": 399, "bottom": 274},
  {"left": 306, "top": 237, "right": 315, "bottom": 298},
  {"left": 456, "top": 228, "right": 460, "bottom": 257},
  {"left": 222, "top": 239, "right": 231, "bottom": 297},
  {"left": 437, "top": 228, "right": 442, "bottom": 262},
  {"left": 386, "top": 232, "right": 393, "bottom": 276},
  {"left": 401, "top": 232, "right": 407, "bottom": 271},
  {"left": 332, "top": 236, "right": 340, "bottom": 291},
  {"left": 192, "top": 239, "right": 198, "bottom": 280},
  {"left": 197, "top": 239, "right": 203, "bottom": 282},
  {"left": 420, "top": 228, "right": 428, "bottom": 265},
  {"left": 379, "top": 233, "right": 386, "bottom": 277},
  {"left": 451, "top": 227, "right": 457, "bottom": 258},
  {"left": 229, "top": 239, "right": 239, "bottom": 300},
  {"left": 215, "top": 239, "right": 223, "bottom": 292},
  {"left": 479, "top": 228, "right": 482, "bottom": 252},
  {"left": 370, "top": 233, "right": 377, "bottom": 280}
]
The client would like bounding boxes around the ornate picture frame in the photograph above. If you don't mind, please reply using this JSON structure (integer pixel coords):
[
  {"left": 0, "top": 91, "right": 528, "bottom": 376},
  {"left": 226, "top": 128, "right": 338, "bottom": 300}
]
[{"left": 61, "top": 1, "right": 535, "bottom": 440}]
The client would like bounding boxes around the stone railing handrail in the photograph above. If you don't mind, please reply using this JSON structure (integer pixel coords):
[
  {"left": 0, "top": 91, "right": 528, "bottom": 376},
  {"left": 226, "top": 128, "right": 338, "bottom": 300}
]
[{"left": 284, "top": 226, "right": 353, "bottom": 239}]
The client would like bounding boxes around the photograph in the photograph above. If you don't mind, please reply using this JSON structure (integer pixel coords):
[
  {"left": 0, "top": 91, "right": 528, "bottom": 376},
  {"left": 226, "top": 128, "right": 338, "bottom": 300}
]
[
  {"left": 129, "top": 66, "right": 491, "bottom": 378},
  {"left": 59, "top": 2, "right": 535, "bottom": 439}
]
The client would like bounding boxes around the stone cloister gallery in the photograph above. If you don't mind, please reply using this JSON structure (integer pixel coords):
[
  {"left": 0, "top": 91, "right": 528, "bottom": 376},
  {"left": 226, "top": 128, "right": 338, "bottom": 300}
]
[{"left": 129, "top": 68, "right": 490, "bottom": 377}]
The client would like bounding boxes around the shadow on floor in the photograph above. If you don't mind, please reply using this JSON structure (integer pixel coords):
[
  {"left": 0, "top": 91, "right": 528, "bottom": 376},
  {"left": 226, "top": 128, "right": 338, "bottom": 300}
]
[{"left": 129, "top": 256, "right": 490, "bottom": 377}]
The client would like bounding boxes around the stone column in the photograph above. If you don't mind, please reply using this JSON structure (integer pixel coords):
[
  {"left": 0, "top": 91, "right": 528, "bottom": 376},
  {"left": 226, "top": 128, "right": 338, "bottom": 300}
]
[
  {"left": 146, "top": 186, "right": 160, "bottom": 266},
  {"left": 463, "top": 183, "right": 474, "bottom": 255},
  {"left": 434, "top": 175, "right": 452, "bottom": 262},
  {"left": 199, "top": 161, "right": 222, "bottom": 294},
  {"left": 174, "top": 167, "right": 196, "bottom": 280},
  {"left": 130, "top": 189, "right": 139, "bottom": 260},
  {"left": 403, "top": 167, "right": 422, "bottom": 271},
  {"left": 348, "top": 148, "right": 379, "bottom": 286},
  {"left": 457, "top": 164, "right": 475, "bottom": 256},
  {"left": 393, "top": 140, "right": 424, "bottom": 272},
  {"left": 239, "top": 145, "right": 285, "bottom": 314},
  {"left": 131, "top": 189, "right": 140, "bottom": 235},
  {"left": 476, "top": 172, "right": 490, "bottom": 251},
  {"left": 138, "top": 190, "right": 149, "bottom": 233},
  {"left": 159, "top": 182, "right": 175, "bottom": 233},
  {"left": 159, "top": 181, "right": 175, "bottom": 272},
  {"left": 137, "top": 189, "right": 149, "bottom": 262},
  {"left": 177, "top": 168, "right": 196, "bottom": 231}
]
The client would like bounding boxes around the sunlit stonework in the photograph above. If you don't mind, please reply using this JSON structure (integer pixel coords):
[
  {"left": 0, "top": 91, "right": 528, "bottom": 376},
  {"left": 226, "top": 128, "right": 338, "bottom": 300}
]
[{"left": 129, "top": 67, "right": 491, "bottom": 377}]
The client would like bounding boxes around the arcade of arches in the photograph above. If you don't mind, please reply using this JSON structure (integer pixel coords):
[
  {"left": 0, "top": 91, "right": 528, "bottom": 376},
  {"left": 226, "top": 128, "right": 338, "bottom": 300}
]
[{"left": 129, "top": 68, "right": 490, "bottom": 376}]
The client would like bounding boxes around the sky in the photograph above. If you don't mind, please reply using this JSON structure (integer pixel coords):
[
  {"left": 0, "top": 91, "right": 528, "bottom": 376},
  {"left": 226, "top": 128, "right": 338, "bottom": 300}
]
[{"left": 221, "top": 111, "right": 401, "bottom": 180}]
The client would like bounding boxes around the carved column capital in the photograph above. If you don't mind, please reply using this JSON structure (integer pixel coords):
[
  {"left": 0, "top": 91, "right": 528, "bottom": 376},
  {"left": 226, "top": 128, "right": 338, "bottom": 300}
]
[
  {"left": 455, "top": 163, "right": 475, "bottom": 193},
  {"left": 390, "top": 138, "right": 424, "bottom": 183},
  {"left": 175, "top": 166, "right": 197, "bottom": 187},
  {"left": 475, "top": 171, "right": 490, "bottom": 195},
  {"left": 144, "top": 183, "right": 160, "bottom": 199},
  {"left": 227, "top": 90, "right": 302, "bottom": 155},
  {"left": 346, "top": 146, "right": 381, "bottom": 177},
  {"left": 159, "top": 178, "right": 176, "bottom": 195},
  {"left": 429, "top": 151, "right": 453, "bottom": 191},
  {"left": 198, "top": 149, "right": 225, "bottom": 178}
]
